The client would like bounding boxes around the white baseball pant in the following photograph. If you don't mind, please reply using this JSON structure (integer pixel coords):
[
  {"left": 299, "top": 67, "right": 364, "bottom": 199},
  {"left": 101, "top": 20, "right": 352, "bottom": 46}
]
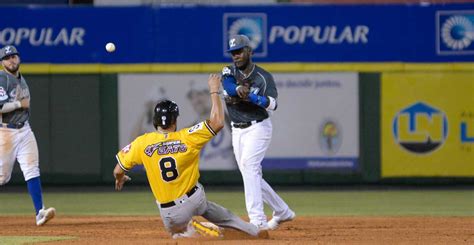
[
  {"left": 0, "top": 123, "right": 40, "bottom": 185},
  {"left": 232, "top": 118, "right": 291, "bottom": 226}
]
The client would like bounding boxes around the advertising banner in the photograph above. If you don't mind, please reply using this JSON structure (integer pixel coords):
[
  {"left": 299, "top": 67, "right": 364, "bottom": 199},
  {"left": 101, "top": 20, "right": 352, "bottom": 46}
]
[
  {"left": 118, "top": 72, "right": 359, "bottom": 171},
  {"left": 0, "top": 6, "right": 155, "bottom": 63},
  {"left": 263, "top": 72, "right": 359, "bottom": 170},
  {"left": 0, "top": 4, "right": 472, "bottom": 63},
  {"left": 381, "top": 72, "right": 474, "bottom": 177}
]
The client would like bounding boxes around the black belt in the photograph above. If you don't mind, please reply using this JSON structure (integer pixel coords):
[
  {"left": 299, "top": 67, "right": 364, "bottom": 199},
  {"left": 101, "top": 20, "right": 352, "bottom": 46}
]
[
  {"left": 160, "top": 185, "right": 198, "bottom": 208},
  {"left": 0, "top": 122, "right": 25, "bottom": 129},
  {"left": 231, "top": 119, "right": 263, "bottom": 129}
]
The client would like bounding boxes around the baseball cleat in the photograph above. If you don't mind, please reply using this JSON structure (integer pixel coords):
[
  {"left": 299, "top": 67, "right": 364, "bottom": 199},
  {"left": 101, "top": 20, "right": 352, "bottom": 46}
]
[
  {"left": 267, "top": 210, "right": 295, "bottom": 230},
  {"left": 36, "top": 207, "right": 56, "bottom": 226},
  {"left": 191, "top": 220, "right": 222, "bottom": 237},
  {"left": 253, "top": 221, "right": 270, "bottom": 231}
]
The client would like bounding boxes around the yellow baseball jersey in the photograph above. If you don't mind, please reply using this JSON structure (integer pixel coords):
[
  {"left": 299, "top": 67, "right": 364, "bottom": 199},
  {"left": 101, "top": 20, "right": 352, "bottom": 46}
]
[{"left": 116, "top": 120, "right": 217, "bottom": 204}]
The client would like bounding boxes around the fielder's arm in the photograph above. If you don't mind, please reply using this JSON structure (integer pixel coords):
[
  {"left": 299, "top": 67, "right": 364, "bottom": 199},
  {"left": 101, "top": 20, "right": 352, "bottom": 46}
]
[
  {"left": 221, "top": 66, "right": 249, "bottom": 98},
  {"left": 0, "top": 101, "right": 21, "bottom": 113},
  {"left": 222, "top": 75, "right": 276, "bottom": 111},
  {"left": 0, "top": 85, "right": 30, "bottom": 113},
  {"left": 222, "top": 75, "right": 250, "bottom": 98},
  {"left": 247, "top": 93, "right": 277, "bottom": 111}
]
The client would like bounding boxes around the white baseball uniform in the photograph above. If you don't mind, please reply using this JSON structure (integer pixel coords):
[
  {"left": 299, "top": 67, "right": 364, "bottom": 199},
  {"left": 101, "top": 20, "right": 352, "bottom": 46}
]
[
  {"left": 222, "top": 64, "right": 293, "bottom": 228},
  {"left": 0, "top": 71, "right": 40, "bottom": 185}
]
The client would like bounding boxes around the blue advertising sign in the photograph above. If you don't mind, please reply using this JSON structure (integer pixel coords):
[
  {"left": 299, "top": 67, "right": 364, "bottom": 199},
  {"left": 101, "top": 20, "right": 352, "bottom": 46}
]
[
  {"left": 157, "top": 4, "right": 474, "bottom": 63},
  {"left": 0, "top": 4, "right": 473, "bottom": 63},
  {"left": 436, "top": 10, "right": 474, "bottom": 55},
  {"left": 0, "top": 6, "right": 155, "bottom": 63}
]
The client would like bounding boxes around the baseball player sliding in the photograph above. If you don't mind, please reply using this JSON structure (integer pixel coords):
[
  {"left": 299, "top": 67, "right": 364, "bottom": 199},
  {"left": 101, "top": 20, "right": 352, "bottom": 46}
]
[
  {"left": 113, "top": 74, "right": 267, "bottom": 239},
  {"left": 221, "top": 35, "right": 295, "bottom": 230},
  {"left": 0, "top": 45, "right": 55, "bottom": 226}
]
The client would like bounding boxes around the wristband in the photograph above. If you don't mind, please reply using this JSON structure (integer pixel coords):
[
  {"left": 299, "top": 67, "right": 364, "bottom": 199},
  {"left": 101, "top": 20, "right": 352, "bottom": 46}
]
[
  {"left": 266, "top": 96, "right": 277, "bottom": 110},
  {"left": 248, "top": 93, "right": 269, "bottom": 108},
  {"left": 210, "top": 91, "right": 220, "bottom": 94}
]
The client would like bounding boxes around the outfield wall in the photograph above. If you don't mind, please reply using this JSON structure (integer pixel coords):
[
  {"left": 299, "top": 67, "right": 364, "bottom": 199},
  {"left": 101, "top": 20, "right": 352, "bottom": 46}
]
[
  {"left": 8, "top": 71, "right": 473, "bottom": 185},
  {"left": 5, "top": 3, "right": 473, "bottom": 185}
]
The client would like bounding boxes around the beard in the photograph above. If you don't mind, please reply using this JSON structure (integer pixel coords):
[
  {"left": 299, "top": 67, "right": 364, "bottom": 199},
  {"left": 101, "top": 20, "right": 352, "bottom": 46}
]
[
  {"left": 4, "top": 63, "right": 20, "bottom": 74},
  {"left": 235, "top": 60, "right": 249, "bottom": 70}
]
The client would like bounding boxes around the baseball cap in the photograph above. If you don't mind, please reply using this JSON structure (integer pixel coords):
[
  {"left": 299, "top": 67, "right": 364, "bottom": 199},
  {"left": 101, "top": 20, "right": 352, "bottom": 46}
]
[
  {"left": 0, "top": 45, "right": 20, "bottom": 60},
  {"left": 226, "top": 35, "right": 251, "bottom": 52}
]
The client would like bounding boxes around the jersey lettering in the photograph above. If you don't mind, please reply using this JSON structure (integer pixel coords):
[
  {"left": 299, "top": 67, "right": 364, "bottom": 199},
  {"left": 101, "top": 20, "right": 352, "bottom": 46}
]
[
  {"left": 0, "top": 87, "right": 7, "bottom": 100},
  {"left": 159, "top": 156, "right": 179, "bottom": 182},
  {"left": 9, "top": 89, "right": 16, "bottom": 98},
  {"left": 145, "top": 141, "right": 187, "bottom": 157}
]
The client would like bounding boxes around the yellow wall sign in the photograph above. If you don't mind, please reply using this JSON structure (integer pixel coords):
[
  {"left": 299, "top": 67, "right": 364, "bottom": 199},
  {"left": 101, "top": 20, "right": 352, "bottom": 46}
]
[{"left": 382, "top": 72, "right": 474, "bottom": 177}]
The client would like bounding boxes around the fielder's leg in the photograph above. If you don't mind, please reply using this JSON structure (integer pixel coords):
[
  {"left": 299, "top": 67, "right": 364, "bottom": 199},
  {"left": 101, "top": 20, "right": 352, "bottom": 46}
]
[
  {"left": 17, "top": 126, "right": 55, "bottom": 226},
  {"left": 239, "top": 152, "right": 266, "bottom": 227},
  {"left": 0, "top": 128, "right": 18, "bottom": 185},
  {"left": 256, "top": 120, "right": 295, "bottom": 228},
  {"left": 238, "top": 120, "right": 273, "bottom": 228},
  {"left": 262, "top": 179, "right": 294, "bottom": 219},
  {"left": 17, "top": 127, "right": 42, "bottom": 214},
  {"left": 232, "top": 128, "right": 266, "bottom": 227}
]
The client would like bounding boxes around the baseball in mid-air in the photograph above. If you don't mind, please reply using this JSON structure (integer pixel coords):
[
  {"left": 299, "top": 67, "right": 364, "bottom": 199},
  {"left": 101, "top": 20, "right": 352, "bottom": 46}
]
[{"left": 105, "top": 42, "right": 116, "bottom": 53}]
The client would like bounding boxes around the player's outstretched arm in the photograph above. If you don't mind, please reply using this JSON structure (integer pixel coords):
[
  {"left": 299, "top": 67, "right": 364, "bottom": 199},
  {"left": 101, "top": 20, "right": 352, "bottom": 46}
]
[
  {"left": 19, "top": 98, "right": 30, "bottom": 108},
  {"left": 207, "top": 74, "right": 224, "bottom": 132},
  {"left": 0, "top": 86, "right": 30, "bottom": 112},
  {"left": 0, "top": 101, "right": 21, "bottom": 113},
  {"left": 221, "top": 73, "right": 250, "bottom": 99},
  {"left": 113, "top": 164, "right": 131, "bottom": 191},
  {"left": 0, "top": 98, "right": 30, "bottom": 113}
]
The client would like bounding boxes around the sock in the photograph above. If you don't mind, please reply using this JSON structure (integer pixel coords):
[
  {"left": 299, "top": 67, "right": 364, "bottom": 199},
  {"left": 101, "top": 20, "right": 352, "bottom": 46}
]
[{"left": 26, "top": 177, "right": 44, "bottom": 215}]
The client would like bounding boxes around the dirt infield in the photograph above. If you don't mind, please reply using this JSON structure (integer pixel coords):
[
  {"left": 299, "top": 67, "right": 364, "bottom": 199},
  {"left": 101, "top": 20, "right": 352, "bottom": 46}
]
[{"left": 0, "top": 216, "right": 472, "bottom": 244}]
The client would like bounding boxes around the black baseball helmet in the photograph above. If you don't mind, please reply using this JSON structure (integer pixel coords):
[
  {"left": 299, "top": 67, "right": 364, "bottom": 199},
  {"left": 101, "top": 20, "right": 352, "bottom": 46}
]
[{"left": 153, "top": 100, "right": 180, "bottom": 130}]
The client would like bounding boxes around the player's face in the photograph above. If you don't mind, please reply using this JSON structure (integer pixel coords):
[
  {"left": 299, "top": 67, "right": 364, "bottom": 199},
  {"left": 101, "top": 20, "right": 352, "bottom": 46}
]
[
  {"left": 230, "top": 47, "right": 251, "bottom": 70},
  {"left": 2, "top": 54, "right": 20, "bottom": 74}
]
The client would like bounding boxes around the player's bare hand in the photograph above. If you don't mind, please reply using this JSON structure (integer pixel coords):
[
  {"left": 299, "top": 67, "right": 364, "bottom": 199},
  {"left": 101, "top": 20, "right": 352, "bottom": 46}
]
[
  {"left": 14, "top": 85, "right": 22, "bottom": 99},
  {"left": 19, "top": 98, "right": 30, "bottom": 108},
  {"left": 208, "top": 74, "right": 221, "bottom": 93},
  {"left": 115, "top": 175, "right": 131, "bottom": 191},
  {"left": 236, "top": 85, "right": 250, "bottom": 99}
]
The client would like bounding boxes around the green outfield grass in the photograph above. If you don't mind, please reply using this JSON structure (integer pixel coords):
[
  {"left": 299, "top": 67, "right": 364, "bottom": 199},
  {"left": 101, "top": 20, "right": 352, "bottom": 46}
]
[{"left": 1, "top": 189, "right": 473, "bottom": 216}]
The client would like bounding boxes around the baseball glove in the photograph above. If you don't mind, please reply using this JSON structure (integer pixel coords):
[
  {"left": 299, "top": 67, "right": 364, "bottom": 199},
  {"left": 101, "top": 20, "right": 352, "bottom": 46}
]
[
  {"left": 224, "top": 95, "right": 243, "bottom": 104},
  {"left": 235, "top": 78, "right": 251, "bottom": 99},
  {"left": 237, "top": 77, "right": 252, "bottom": 88}
]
